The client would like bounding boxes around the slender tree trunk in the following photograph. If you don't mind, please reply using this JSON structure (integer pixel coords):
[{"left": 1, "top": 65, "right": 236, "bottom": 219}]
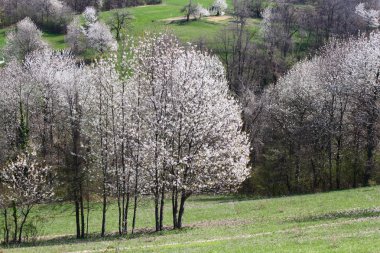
[
  {"left": 353, "top": 128, "right": 360, "bottom": 188},
  {"left": 335, "top": 100, "right": 347, "bottom": 190},
  {"left": 100, "top": 92, "right": 109, "bottom": 238},
  {"left": 122, "top": 165, "right": 126, "bottom": 234},
  {"left": 335, "top": 138, "right": 342, "bottom": 190},
  {"left": 172, "top": 186, "right": 178, "bottom": 229},
  {"left": 101, "top": 180, "right": 107, "bottom": 237},
  {"left": 12, "top": 202, "right": 17, "bottom": 243},
  {"left": 153, "top": 131, "right": 160, "bottom": 232},
  {"left": 131, "top": 161, "right": 139, "bottom": 234},
  {"left": 159, "top": 185, "right": 165, "bottom": 231},
  {"left": 364, "top": 122, "right": 375, "bottom": 186},
  {"left": 124, "top": 191, "right": 130, "bottom": 233},
  {"left": 18, "top": 208, "right": 31, "bottom": 243},
  {"left": 177, "top": 190, "right": 189, "bottom": 229},
  {"left": 154, "top": 193, "right": 159, "bottom": 232},
  {"left": 117, "top": 189, "right": 122, "bottom": 235},
  {"left": 294, "top": 142, "right": 301, "bottom": 193},
  {"left": 121, "top": 82, "right": 129, "bottom": 234},
  {"left": 132, "top": 78, "right": 141, "bottom": 235},
  {"left": 70, "top": 93, "right": 84, "bottom": 240},
  {"left": 3, "top": 208, "right": 9, "bottom": 244},
  {"left": 79, "top": 187, "right": 85, "bottom": 238},
  {"left": 75, "top": 199, "right": 80, "bottom": 239},
  {"left": 132, "top": 191, "right": 138, "bottom": 234},
  {"left": 86, "top": 193, "right": 90, "bottom": 236},
  {"left": 328, "top": 95, "right": 335, "bottom": 190}
]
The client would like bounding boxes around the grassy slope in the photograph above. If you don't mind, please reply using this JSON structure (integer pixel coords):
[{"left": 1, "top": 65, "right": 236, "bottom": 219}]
[
  {"left": 2, "top": 186, "right": 380, "bottom": 252},
  {"left": 41, "top": 31, "right": 67, "bottom": 50},
  {"left": 0, "top": 0, "right": 241, "bottom": 52},
  {"left": 0, "top": 28, "right": 8, "bottom": 58},
  {"left": 101, "top": 0, "right": 236, "bottom": 42}
]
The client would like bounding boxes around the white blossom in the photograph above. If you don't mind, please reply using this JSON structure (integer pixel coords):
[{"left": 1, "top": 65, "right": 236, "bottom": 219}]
[
  {"left": 355, "top": 3, "right": 380, "bottom": 28},
  {"left": 4, "top": 17, "right": 47, "bottom": 60},
  {"left": 87, "top": 22, "right": 117, "bottom": 52}
]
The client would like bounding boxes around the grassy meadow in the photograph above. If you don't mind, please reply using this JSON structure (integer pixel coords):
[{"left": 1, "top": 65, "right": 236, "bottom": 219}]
[
  {"left": 0, "top": 0, "right": 252, "bottom": 53},
  {"left": 1, "top": 186, "right": 380, "bottom": 252}
]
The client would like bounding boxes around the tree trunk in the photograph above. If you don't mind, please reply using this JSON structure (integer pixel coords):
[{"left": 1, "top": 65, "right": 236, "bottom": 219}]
[
  {"left": 3, "top": 208, "right": 9, "bottom": 244},
  {"left": 131, "top": 192, "right": 138, "bottom": 234},
  {"left": 80, "top": 189, "right": 85, "bottom": 239},
  {"left": 172, "top": 186, "right": 178, "bottom": 229},
  {"left": 75, "top": 199, "right": 80, "bottom": 239},
  {"left": 86, "top": 194, "right": 90, "bottom": 236},
  {"left": 364, "top": 123, "right": 375, "bottom": 186},
  {"left": 177, "top": 190, "right": 189, "bottom": 229},
  {"left": 117, "top": 189, "right": 122, "bottom": 235},
  {"left": 159, "top": 185, "right": 165, "bottom": 231},
  {"left": 335, "top": 138, "right": 342, "bottom": 190},
  {"left": 154, "top": 193, "right": 159, "bottom": 232},
  {"left": 101, "top": 183, "right": 107, "bottom": 237},
  {"left": 18, "top": 208, "right": 31, "bottom": 243},
  {"left": 363, "top": 89, "right": 377, "bottom": 186},
  {"left": 123, "top": 191, "right": 130, "bottom": 233},
  {"left": 12, "top": 202, "right": 17, "bottom": 243}
]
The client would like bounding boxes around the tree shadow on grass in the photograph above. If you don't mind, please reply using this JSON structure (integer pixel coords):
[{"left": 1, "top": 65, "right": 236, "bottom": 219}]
[
  {"left": 1, "top": 227, "right": 194, "bottom": 250},
  {"left": 289, "top": 207, "right": 380, "bottom": 223},
  {"left": 189, "top": 195, "right": 261, "bottom": 204}
]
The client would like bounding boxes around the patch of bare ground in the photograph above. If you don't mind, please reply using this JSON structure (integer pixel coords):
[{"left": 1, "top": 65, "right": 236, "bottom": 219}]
[
  {"left": 161, "top": 15, "right": 233, "bottom": 24},
  {"left": 205, "top": 15, "right": 233, "bottom": 23}
]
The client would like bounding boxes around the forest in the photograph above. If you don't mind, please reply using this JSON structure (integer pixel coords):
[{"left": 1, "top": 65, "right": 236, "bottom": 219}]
[{"left": 0, "top": 0, "right": 380, "bottom": 251}]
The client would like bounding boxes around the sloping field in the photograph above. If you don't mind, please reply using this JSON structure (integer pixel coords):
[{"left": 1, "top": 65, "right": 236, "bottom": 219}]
[{"left": 2, "top": 186, "right": 380, "bottom": 252}]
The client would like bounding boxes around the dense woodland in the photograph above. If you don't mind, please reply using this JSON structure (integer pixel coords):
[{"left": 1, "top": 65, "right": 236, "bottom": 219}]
[{"left": 0, "top": 0, "right": 380, "bottom": 245}]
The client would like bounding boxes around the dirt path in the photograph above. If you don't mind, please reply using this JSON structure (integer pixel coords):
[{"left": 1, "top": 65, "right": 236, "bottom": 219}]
[{"left": 65, "top": 216, "right": 380, "bottom": 253}]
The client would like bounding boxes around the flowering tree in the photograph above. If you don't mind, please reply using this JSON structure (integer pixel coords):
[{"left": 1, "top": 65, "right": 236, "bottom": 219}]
[
  {"left": 23, "top": 49, "right": 93, "bottom": 239},
  {"left": 87, "top": 55, "right": 124, "bottom": 236},
  {"left": 0, "top": 153, "right": 54, "bottom": 243},
  {"left": 355, "top": 3, "right": 380, "bottom": 28},
  {"left": 66, "top": 17, "right": 87, "bottom": 54},
  {"left": 254, "top": 31, "right": 380, "bottom": 194},
  {"left": 4, "top": 17, "right": 47, "bottom": 60},
  {"left": 125, "top": 34, "right": 250, "bottom": 230},
  {"left": 83, "top": 6, "right": 98, "bottom": 26},
  {"left": 66, "top": 7, "right": 117, "bottom": 54},
  {"left": 211, "top": 0, "right": 227, "bottom": 16},
  {"left": 194, "top": 4, "right": 210, "bottom": 19},
  {"left": 87, "top": 22, "right": 117, "bottom": 52},
  {"left": 0, "top": 32, "right": 250, "bottom": 238}
]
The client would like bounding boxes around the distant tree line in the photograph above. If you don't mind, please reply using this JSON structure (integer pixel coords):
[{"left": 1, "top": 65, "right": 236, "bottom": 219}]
[
  {"left": 0, "top": 0, "right": 73, "bottom": 32},
  {"left": 0, "top": 0, "right": 161, "bottom": 32},
  {"left": 62, "top": 0, "right": 161, "bottom": 12}
]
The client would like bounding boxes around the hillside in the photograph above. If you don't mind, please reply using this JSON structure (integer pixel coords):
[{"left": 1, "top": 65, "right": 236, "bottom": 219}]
[
  {"left": 2, "top": 186, "right": 380, "bottom": 252},
  {"left": 0, "top": 0, "right": 253, "bottom": 54}
]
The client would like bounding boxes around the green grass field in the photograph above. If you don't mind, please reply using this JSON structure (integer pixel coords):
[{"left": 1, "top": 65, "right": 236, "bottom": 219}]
[
  {"left": 2, "top": 186, "right": 380, "bottom": 252},
  {"left": 100, "top": 0, "right": 236, "bottom": 42},
  {"left": 0, "top": 0, "right": 247, "bottom": 53}
]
